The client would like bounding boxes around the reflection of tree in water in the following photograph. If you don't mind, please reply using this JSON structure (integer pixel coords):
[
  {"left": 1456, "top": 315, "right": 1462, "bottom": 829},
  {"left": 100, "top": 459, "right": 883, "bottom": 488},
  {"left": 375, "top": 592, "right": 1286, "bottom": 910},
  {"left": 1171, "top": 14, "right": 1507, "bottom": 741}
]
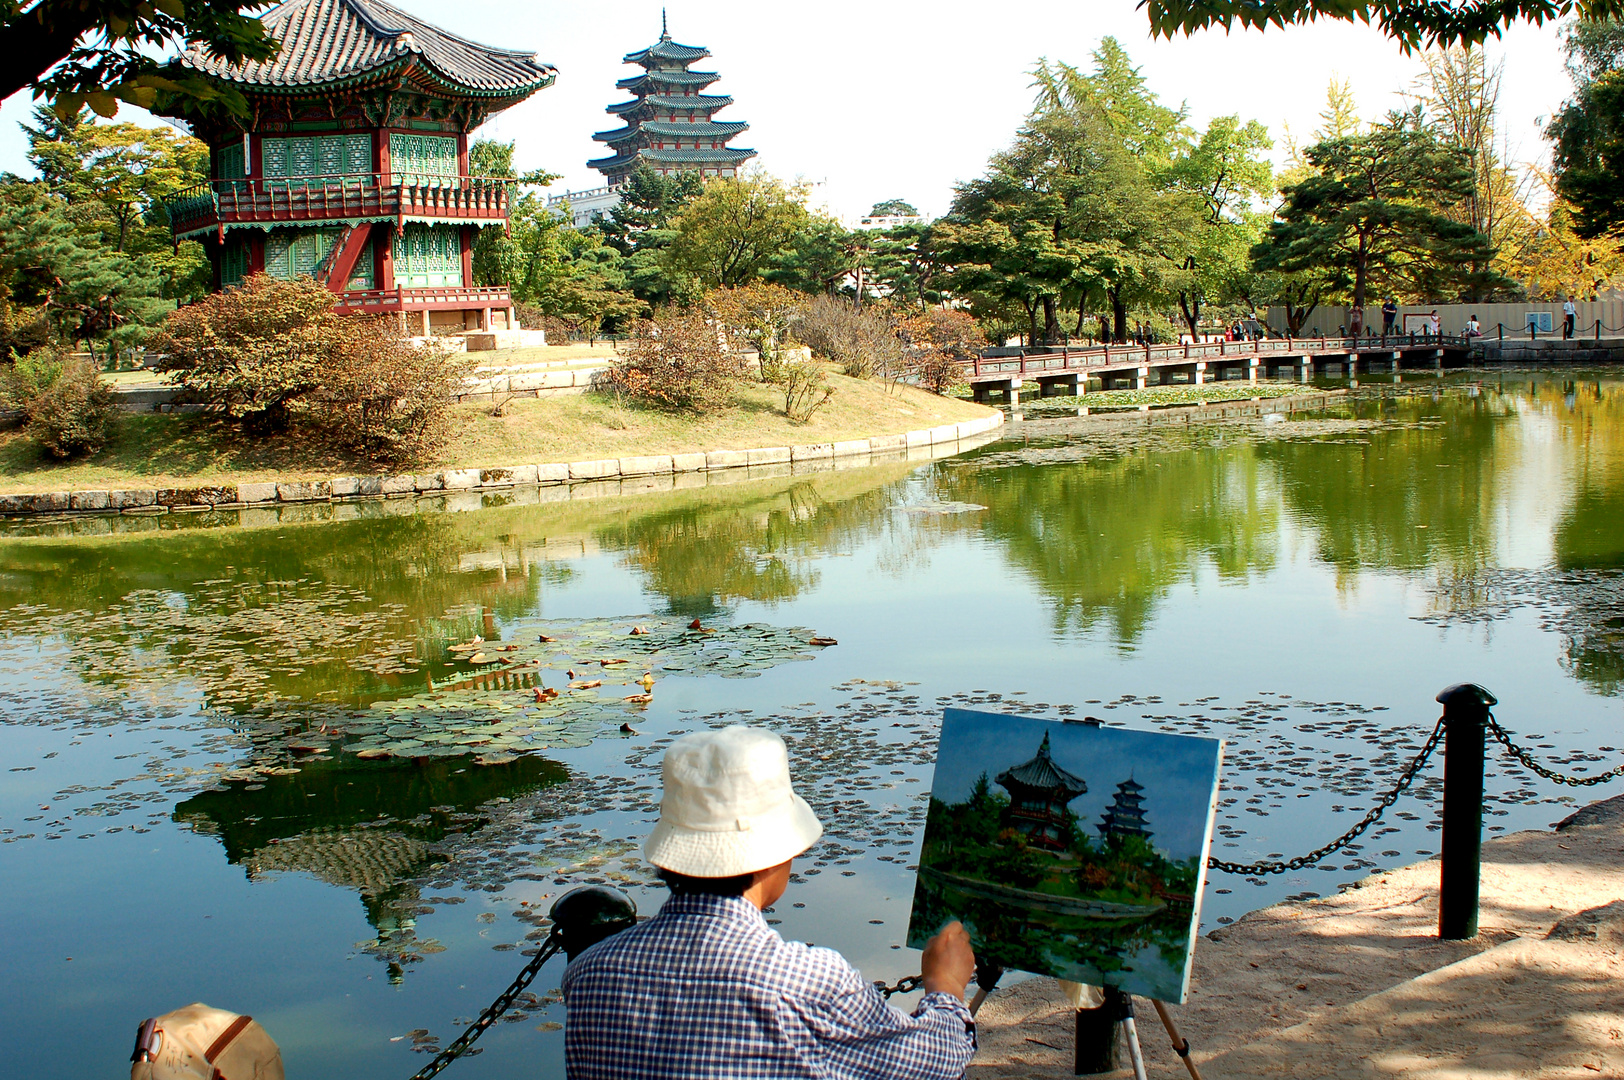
[
  {"left": 602, "top": 478, "right": 911, "bottom": 616},
  {"left": 175, "top": 752, "right": 568, "bottom": 981},
  {"left": 1414, "top": 379, "right": 1624, "bottom": 696},
  {"left": 938, "top": 444, "right": 1280, "bottom": 647},
  {"left": 0, "top": 515, "right": 556, "bottom": 708},
  {"left": 1258, "top": 392, "right": 1508, "bottom": 585}
]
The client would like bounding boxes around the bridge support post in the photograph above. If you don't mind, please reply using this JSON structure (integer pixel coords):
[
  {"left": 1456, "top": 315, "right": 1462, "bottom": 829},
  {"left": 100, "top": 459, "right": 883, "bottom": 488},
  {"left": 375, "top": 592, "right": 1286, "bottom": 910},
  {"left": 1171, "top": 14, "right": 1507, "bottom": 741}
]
[
  {"left": 1300, "top": 358, "right": 1312, "bottom": 383},
  {"left": 1248, "top": 358, "right": 1258, "bottom": 384},
  {"left": 1346, "top": 354, "right": 1358, "bottom": 378},
  {"left": 1136, "top": 366, "right": 1148, "bottom": 391},
  {"left": 1008, "top": 378, "right": 1022, "bottom": 407},
  {"left": 1434, "top": 350, "right": 1444, "bottom": 373},
  {"left": 1193, "top": 361, "right": 1206, "bottom": 386}
]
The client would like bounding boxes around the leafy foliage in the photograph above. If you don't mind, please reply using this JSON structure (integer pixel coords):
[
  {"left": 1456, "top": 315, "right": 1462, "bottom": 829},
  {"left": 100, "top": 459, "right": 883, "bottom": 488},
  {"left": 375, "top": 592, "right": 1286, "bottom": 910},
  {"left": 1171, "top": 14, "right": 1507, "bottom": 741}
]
[
  {"left": 899, "top": 308, "right": 981, "bottom": 395},
  {"left": 3, "top": 346, "right": 119, "bottom": 457},
  {"left": 155, "top": 274, "right": 467, "bottom": 460},
  {"left": 1550, "top": 19, "right": 1624, "bottom": 239},
  {"left": 0, "top": 0, "right": 278, "bottom": 118},
  {"left": 308, "top": 321, "right": 472, "bottom": 464},
  {"left": 0, "top": 179, "right": 167, "bottom": 351},
  {"left": 665, "top": 172, "right": 812, "bottom": 289},
  {"left": 1141, "top": 0, "right": 1624, "bottom": 52},
  {"left": 778, "top": 359, "right": 833, "bottom": 422},
  {"left": 1251, "top": 111, "right": 1510, "bottom": 310},
  {"left": 603, "top": 311, "right": 748, "bottom": 412}
]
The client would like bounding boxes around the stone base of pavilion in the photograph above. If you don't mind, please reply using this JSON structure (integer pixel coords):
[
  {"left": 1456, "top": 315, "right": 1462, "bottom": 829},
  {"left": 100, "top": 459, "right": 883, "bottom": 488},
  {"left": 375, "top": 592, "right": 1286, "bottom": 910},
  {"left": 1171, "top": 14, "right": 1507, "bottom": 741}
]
[{"left": 967, "top": 795, "right": 1624, "bottom": 1078}]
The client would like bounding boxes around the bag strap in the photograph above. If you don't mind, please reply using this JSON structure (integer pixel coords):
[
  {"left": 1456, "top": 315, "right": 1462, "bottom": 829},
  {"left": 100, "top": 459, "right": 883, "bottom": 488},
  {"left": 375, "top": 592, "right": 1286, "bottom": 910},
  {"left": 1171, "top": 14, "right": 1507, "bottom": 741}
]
[{"left": 204, "top": 1015, "right": 254, "bottom": 1064}]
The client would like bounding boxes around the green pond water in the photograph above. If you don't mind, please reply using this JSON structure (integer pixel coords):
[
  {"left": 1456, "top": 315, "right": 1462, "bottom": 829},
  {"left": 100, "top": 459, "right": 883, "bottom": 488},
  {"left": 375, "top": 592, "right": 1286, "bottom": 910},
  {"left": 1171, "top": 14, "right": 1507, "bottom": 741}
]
[{"left": 3, "top": 372, "right": 1621, "bottom": 1078}]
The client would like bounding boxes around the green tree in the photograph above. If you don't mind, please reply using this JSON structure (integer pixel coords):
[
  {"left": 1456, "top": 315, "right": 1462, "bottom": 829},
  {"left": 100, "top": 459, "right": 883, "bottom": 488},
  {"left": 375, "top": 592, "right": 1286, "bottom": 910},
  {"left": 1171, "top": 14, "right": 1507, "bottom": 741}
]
[
  {"left": 1164, "top": 114, "right": 1274, "bottom": 337},
  {"left": 866, "top": 199, "right": 919, "bottom": 218},
  {"left": 1251, "top": 111, "right": 1508, "bottom": 312},
  {"left": 0, "top": 179, "right": 166, "bottom": 350},
  {"left": 766, "top": 215, "right": 862, "bottom": 297},
  {"left": 466, "top": 138, "right": 559, "bottom": 296},
  {"left": 599, "top": 164, "right": 704, "bottom": 306},
  {"left": 870, "top": 220, "right": 942, "bottom": 308},
  {"left": 1549, "top": 18, "right": 1624, "bottom": 239},
  {"left": 2, "top": 0, "right": 278, "bottom": 118},
  {"left": 664, "top": 171, "right": 811, "bottom": 289}
]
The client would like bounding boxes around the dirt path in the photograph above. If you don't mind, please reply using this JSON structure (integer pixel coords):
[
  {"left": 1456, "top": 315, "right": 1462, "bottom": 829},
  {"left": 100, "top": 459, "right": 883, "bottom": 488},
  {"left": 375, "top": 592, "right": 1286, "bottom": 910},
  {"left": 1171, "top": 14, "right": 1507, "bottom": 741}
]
[{"left": 969, "top": 794, "right": 1624, "bottom": 1078}]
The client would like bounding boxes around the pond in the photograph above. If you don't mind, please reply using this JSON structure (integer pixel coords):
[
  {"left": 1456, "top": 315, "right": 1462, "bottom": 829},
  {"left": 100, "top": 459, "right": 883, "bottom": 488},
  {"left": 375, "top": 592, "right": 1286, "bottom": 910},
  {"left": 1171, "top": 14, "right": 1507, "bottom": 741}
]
[{"left": 3, "top": 371, "right": 1621, "bottom": 1079}]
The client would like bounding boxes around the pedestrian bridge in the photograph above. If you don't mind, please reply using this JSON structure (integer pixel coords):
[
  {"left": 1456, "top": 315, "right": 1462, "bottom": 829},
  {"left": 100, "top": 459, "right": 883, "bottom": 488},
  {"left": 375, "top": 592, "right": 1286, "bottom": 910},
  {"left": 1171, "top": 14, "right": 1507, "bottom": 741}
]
[{"left": 964, "top": 335, "right": 1473, "bottom": 403}]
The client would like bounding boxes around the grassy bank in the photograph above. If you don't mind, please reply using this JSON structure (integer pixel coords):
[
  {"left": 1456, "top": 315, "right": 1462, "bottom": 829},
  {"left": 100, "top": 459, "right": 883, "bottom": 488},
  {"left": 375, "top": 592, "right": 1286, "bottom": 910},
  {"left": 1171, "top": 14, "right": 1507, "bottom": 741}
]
[{"left": 0, "top": 371, "right": 995, "bottom": 494}]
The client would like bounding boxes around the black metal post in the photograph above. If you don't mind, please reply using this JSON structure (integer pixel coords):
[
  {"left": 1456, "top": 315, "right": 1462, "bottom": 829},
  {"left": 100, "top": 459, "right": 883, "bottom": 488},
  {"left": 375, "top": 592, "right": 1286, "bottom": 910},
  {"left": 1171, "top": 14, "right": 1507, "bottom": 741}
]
[
  {"left": 1437, "top": 683, "right": 1496, "bottom": 940},
  {"left": 1075, "top": 986, "right": 1125, "bottom": 1074}
]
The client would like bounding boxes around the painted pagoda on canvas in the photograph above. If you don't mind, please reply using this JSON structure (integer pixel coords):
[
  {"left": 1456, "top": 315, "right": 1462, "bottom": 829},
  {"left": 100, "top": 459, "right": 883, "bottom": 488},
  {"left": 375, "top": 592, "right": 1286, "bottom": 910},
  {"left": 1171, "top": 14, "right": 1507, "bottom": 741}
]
[
  {"left": 158, "top": 0, "right": 555, "bottom": 335},
  {"left": 587, "top": 15, "right": 755, "bottom": 187},
  {"left": 995, "top": 731, "right": 1087, "bottom": 851}
]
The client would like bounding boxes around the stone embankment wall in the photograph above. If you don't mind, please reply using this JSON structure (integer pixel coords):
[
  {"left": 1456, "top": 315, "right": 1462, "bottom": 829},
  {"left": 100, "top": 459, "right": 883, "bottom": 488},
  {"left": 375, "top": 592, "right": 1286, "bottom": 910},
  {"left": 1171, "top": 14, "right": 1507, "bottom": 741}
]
[
  {"left": 1473, "top": 337, "right": 1624, "bottom": 365},
  {"left": 0, "top": 412, "right": 1005, "bottom": 523}
]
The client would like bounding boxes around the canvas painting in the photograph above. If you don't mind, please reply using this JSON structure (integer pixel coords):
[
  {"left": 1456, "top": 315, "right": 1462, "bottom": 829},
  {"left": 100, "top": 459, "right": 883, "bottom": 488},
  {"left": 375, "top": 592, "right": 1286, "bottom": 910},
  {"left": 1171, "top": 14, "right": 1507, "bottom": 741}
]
[{"left": 907, "top": 709, "right": 1223, "bottom": 1004}]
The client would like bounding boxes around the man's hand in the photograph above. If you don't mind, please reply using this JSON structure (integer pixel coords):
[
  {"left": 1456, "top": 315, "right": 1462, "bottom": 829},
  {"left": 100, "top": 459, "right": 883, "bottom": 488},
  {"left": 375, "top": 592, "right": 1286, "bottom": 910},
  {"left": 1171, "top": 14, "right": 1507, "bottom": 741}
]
[{"left": 920, "top": 921, "right": 975, "bottom": 1000}]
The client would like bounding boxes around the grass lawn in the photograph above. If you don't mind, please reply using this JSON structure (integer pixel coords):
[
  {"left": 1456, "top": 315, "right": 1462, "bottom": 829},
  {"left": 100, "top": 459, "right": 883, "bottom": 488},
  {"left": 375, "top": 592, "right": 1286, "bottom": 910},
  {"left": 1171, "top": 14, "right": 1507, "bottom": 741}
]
[{"left": 1, "top": 371, "right": 996, "bottom": 494}]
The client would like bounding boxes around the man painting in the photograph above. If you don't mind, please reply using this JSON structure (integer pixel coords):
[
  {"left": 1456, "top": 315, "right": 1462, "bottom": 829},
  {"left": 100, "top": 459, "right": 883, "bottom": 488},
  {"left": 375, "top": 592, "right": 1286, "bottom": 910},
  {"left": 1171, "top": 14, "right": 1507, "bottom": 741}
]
[{"left": 563, "top": 726, "right": 978, "bottom": 1079}]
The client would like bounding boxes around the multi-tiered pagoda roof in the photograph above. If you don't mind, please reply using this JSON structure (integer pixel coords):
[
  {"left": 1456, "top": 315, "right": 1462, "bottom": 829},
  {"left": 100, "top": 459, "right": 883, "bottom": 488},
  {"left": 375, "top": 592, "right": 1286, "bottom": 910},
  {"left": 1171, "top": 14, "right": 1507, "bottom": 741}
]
[
  {"left": 588, "top": 21, "right": 755, "bottom": 186},
  {"left": 1099, "top": 777, "right": 1153, "bottom": 841}
]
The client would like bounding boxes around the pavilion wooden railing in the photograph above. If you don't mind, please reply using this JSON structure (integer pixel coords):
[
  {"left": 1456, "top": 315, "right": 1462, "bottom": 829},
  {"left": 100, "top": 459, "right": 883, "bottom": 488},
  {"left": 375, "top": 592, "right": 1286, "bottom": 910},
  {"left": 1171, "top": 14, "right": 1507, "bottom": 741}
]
[{"left": 165, "top": 172, "right": 517, "bottom": 237}]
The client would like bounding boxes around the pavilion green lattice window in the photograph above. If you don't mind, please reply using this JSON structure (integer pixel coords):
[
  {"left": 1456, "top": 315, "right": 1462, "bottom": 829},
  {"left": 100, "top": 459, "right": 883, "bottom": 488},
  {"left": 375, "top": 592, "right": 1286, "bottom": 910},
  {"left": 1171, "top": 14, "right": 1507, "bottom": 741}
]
[
  {"left": 261, "top": 134, "right": 373, "bottom": 180},
  {"left": 389, "top": 134, "right": 458, "bottom": 185},
  {"left": 392, "top": 223, "right": 462, "bottom": 287},
  {"left": 264, "top": 228, "right": 341, "bottom": 279},
  {"left": 220, "top": 239, "right": 248, "bottom": 287},
  {"left": 215, "top": 142, "right": 244, "bottom": 180}
]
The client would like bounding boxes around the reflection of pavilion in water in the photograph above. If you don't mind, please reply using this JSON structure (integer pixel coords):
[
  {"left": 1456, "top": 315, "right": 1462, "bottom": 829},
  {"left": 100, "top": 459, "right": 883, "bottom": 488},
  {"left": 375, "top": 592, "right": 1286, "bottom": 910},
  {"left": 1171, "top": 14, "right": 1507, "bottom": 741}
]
[{"left": 175, "top": 753, "right": 568, "bottom": 978}]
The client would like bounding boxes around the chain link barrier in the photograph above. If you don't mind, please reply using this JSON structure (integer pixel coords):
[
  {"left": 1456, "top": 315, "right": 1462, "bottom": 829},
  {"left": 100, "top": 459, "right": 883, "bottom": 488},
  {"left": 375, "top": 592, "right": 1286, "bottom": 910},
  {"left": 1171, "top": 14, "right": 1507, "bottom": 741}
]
[
  {"left": 873, "top": 974, "right": 925, "bottom": 999},
  {"left": 1487, "top": 714, "right": 1624, "bottom": 787},
  {"left": 1207, "top": 716, "right": 1445, "bottom": 876},
  {"left": 407, "top": 939, "right": 562, "bottom": 1080}
]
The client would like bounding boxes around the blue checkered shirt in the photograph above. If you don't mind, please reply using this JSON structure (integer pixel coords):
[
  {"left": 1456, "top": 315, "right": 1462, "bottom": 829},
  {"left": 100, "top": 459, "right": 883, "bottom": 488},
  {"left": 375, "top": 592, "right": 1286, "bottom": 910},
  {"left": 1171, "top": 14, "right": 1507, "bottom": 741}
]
[{"left": 561, "top": 892, "right": 976, "bottom": 1079}]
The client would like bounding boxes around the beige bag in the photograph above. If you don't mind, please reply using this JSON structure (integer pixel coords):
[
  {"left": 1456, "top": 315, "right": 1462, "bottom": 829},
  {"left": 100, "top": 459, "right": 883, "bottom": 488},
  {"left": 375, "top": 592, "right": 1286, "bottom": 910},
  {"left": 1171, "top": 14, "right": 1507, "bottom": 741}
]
[{"left": 130, "top": 1003, "right": 284, "bottom": 1080}]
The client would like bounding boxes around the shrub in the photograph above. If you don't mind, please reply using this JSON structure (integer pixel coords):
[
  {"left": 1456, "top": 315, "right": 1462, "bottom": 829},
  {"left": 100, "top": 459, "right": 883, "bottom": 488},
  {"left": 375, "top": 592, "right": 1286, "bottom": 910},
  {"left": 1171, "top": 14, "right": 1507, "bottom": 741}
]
[
  {"left": 153, "top": 274, "right": 469, "bottom": 460},
  {"left": 793, "top": 295, "right": 905, "bottom": 381},
  {"left": 900, "top": 309, "right": 982, "bottom": 395},
  {"left": 779, "top": 358, "right": 833, "bottom": 422},
  {"left": 154, "top": 274, "right": 340, "bottom": 434},
  {"left": 602, "top": 312, "right": 746, "bottom": 411},
  {"left": 703, "top": 283, "right": 806, "bottom": 381},
  {"left": 310, "top": 320, "right": 471, "bottom": 464},
  {"left": 15, "top": 349, "right": 119, "bottom": 458}
]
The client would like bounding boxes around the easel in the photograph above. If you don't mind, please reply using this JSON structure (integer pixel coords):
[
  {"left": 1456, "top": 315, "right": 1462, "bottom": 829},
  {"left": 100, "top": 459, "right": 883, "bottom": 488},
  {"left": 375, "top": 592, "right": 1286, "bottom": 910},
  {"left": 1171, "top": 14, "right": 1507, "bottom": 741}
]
[{"left": 1069, "top": 983, "right": 1203, "bottom": 1080}]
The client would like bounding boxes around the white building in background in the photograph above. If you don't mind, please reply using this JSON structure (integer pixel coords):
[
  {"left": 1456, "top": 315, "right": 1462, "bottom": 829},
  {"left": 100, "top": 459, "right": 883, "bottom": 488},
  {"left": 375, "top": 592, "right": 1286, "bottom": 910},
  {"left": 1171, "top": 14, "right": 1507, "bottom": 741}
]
[
  {"left": 855, "top": 212, "right": 927, "bottom": 231},
  {"left": 546, "top": 186, "right": 622, "bottom": 229}
]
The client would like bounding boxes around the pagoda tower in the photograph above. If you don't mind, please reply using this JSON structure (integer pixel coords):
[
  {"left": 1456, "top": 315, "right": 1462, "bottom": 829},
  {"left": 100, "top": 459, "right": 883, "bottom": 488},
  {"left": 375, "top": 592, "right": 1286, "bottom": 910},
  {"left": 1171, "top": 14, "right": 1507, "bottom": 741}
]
[
  {"left": 1098, "top": 777, "right": 1153, "bottom": 843},
  {"left": 157, "top": 0, "right": 555, "bottom": 335},
  {"left": 588, "top": 17, "right": 755, "bottom": 187},
  {"left": 994, "top": 731, "right": 1088, "bottom": 851}
]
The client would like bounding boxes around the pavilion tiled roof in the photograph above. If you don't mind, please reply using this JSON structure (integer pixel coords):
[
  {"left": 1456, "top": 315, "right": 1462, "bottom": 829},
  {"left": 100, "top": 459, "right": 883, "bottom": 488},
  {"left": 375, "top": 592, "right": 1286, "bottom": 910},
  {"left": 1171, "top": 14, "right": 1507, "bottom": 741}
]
[
  {"left": 615, "top": 69, "right": 719, "bottom": 92},
  {"left": 179, "top": 0, "right": 556, "bottom": 96},
  {"left": 587, "top": 147, "right": 756, "bottom": 171},
  {"left": 996, "top": 731, "right": 1088, "bottom": 798},
  {"left": 607, "top": 93, "right": 734, "bottom": 115},
  {"left": 623, "top": 37, "right": 711, "bottom": 65},
  {"left": 593, "top": 120, "right": 750, "bottom": 144}
]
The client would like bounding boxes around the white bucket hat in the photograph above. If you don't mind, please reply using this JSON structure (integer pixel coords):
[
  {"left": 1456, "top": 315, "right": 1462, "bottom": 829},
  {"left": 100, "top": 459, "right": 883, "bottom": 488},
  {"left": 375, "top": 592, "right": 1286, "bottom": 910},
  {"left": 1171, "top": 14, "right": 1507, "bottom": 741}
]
[{"left": 644, "top": 726, "right": 823, "bottom": 877}]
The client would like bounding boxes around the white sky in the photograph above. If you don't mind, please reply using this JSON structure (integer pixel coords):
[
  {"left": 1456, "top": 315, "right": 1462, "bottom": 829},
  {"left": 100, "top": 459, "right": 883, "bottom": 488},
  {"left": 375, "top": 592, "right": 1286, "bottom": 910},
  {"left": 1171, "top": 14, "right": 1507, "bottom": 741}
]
[{"left": 0, "top": 0, "right": 1576, "bottom": 222}]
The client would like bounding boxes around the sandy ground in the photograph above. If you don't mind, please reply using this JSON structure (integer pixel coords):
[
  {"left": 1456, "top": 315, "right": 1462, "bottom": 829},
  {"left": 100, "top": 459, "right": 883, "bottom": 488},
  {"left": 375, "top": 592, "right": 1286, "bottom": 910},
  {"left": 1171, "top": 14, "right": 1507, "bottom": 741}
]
[{"left": 969, "top": 794, "right": 1624, "bottom": 1079}]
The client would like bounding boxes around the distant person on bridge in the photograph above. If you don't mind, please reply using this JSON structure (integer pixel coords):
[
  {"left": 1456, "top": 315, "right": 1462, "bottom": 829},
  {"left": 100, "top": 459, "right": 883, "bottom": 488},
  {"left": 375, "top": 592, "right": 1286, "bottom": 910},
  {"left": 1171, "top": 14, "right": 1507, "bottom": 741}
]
[
  {"left": 562, "top": 726, "right": 978, "bottom": 1080},
  {"left": 1429, "top": 311, "right": 1441, "bottom": 337},
  {"left": 1349, "top": 304, "right": 1364, "bottom": 337},
  {"left": 1564, "top": 297, "right": 1578, "bottom": 339},
  {"left": 1465, "top": 315, "right": 1482, "bottom": 339},
  {"left": 1382, "top": 299, "right": 1398, "bottom": 336}
]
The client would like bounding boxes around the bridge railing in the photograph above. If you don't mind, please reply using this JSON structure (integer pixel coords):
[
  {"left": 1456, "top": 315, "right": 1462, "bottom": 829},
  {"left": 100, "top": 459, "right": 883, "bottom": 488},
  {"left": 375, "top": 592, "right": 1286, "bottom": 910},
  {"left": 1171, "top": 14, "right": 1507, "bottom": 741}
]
[{"left": 966, "top": 334, "right": 1470, "bottom": 379}]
